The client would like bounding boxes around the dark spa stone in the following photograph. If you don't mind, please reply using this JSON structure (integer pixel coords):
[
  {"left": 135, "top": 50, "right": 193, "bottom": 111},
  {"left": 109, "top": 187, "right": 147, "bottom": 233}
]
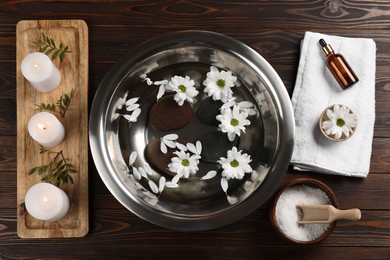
[
  {"left": 145, "top": 139, "right": 176, "bottom": 177},
  {"left": 198, "top": 131, "right": 238, "bottom": 163},
  {"left": 149, "top": 95, "right": 193, "bottom": 132},
  {"left": 196, "top": 98, "right": 224, "bottom": 127}
]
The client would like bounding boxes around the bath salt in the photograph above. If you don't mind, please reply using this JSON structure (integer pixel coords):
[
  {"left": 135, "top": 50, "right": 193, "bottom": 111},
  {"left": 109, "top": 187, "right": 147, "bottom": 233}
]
[{"left": 275, "top": 185, "right": 331, "bottom": 242}]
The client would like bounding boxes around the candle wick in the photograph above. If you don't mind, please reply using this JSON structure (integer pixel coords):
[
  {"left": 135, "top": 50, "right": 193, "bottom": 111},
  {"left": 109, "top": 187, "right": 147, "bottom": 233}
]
[{"left": 37, "top": 123, "right": 46, "bottom": 130}]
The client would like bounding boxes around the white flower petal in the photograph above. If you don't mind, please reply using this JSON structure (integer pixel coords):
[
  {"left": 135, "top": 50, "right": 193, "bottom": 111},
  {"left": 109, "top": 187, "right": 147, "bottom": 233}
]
[
  {"left": 175, "top": 142, "right": 187, "bottom": 151},
  {"left": 125, "top": 97, "right": 139, "bottom": 106},
  {"left": 195, "top": 141, "right": 202, "bottom": 155},
  {"left": 227, "top": 196, "right": 238, "bottom": 205},
  {"left": 160, "top": 141, "right": 168, "bottom": 154},
  {"left": 159, "top": 176, "right": 166, "bottom": 193},
  {"left": 148, "top": 180, "right": 159, "bottom": 194},
  {"left": 238, "top": 101, "right": 253, "bottom": 108},
  {"left": 221, "top": 100, "right": 235, "bottom": 110},
  {"left": 187, "top": 143, "right": 197, "bottom": 154},
  {"left": 163, "top": 139, "right": 176, "bottom": 148},
  {"left": 164, "top": 134, "right": 179, "bottom": 141},
  {"left": 172, "top": 174, "right": 182, "bottom": 184},
  {"left": 201, "top": 170, "right": 217, "bottom": 180},
  {"left": 144, "top": 164, "right": 153, "bottom": 176},
  {"left": 138, "top": 167, "right": 147, "bottom": 178},
  {"left": 129, "top": 151, "right": 137, "bottom": 165},
  {"left": 126, "top": 103, "right": 140, "bottom": 112},
  {"left": 221, "top": 178, "right": 228, "bottom": 193},
  {"left": 156, "top": 84, "right": 166, "bottom": 100},
  {"left": 131, "top": 108, "right": 141, "bottom": 119},
  {"left": 227, "top": 132, "right": 235, "bottom": 141},
  {"left": 154, "top": 80, "right": 168, "bottom": 85},
  {"left": 165, "top": 182, "right": 179, "bottom": 188},
  {"left": 132, "top": 167, "right": 142, "bottom": 180}
]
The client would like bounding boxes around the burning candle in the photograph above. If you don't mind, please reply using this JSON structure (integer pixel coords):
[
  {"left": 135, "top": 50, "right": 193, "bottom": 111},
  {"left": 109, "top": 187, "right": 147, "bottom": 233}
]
[
  {"left": 25, "top": 183, "right": 70, "bottom": 221},
  {"left": 28, "top": 112, "right": 65, "bottom": 147},
  {"left": 21, "top": 52, "right": 61, "bottom": 92}
]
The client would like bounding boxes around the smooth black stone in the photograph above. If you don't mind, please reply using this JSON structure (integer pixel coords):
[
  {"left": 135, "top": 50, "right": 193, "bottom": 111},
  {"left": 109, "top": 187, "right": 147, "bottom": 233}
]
[
  {"left": 198, "top": 131, "right": 238, "bottom": 163},
  {"left": 196, "top": 98, "right": 223, "bottom": 127},
  {"left": 150, "top": 95, "right": 193, "bottom": 132}
]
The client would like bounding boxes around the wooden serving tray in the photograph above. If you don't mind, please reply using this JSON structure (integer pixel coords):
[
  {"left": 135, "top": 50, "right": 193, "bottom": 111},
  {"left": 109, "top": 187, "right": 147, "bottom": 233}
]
[{"left": 16, "top": 20, "right": 88, "bottom": 238}]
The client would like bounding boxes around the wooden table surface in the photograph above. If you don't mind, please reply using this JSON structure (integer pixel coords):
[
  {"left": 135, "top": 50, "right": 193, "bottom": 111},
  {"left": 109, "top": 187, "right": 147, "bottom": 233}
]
[{"left": 1, "top": 1, "right": 389, "bottom": 259}]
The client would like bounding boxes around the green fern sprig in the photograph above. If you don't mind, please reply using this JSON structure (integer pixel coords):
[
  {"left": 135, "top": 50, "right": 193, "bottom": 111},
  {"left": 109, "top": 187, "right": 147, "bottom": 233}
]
[
  {"left": 33, "top": 32, "right": 71, "bottom": 62},
  {"left": 35, "top": 89, "right": 75, "bottom": 118},
  {"left": 28, "top": 147, "right": 76, "bottom": 187}
]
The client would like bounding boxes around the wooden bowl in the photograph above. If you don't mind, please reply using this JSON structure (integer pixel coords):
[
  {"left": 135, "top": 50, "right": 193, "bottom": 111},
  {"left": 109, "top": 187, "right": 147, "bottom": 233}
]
[
  {"left": 270, "top": 178, "right": 339, "bottom": 245},
  {"left": 319, "top": 104, "right": 357, "bottom": 142}
]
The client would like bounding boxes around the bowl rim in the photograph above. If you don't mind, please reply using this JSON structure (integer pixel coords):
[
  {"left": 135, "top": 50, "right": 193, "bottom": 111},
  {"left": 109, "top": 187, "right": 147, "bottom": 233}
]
[
  {"left": 89, "top": 30, "right": 295, "bottom": 231},
  {"left": 270, "top": 178, "right": 339, "bottom": 245}
]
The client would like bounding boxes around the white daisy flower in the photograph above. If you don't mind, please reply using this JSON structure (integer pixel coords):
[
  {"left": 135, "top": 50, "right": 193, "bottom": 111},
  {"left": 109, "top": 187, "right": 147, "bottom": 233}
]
[
  {"left": 218, "top": 147, "right": 252, "bottom": 180},
  {"left": 321, "top": 104, "right": 357, "bottom": 140},
  {"left": 216, "top": 105, "right": 251, "bottom": 141},
  {"left": 203, "top": 66, "right": 237, "bottom": 103},
  {"left": 167, "top": 75, "right": 198, "bottom": 106},
  {"left": 168, "top": 150, "right": 199, "bottom": 178},
  {"left": 160, "top": 134, "right": 178, "bottom": 154}
]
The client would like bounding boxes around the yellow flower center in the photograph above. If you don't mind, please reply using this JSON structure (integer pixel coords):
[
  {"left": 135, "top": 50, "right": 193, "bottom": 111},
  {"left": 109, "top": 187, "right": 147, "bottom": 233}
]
[
  {"left": 178, "top": 84, "right": 186, "bottom": 93},
  {"left": 336, "top": 118, "right": 345, "bottom": 127},
  {"left": 230, "top": 159, "right": 239, "bottom": 168},
  {"left": 217, "top": 79, "right": 225, "bottom": 88},
  {"left": 230, "top": 118, "right": 239, "bottom": 126},
  {"left": 181, "top": 159, "right": 190, "bottom": 166}
]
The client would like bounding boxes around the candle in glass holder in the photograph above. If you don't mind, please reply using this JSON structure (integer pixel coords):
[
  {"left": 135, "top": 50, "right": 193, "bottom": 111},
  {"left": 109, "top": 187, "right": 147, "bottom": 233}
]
[
  {"left": 28, "top": 112, "right": 65, "bottom": 147},
  {"left": 25, "top": 183, "right": 70, "bottom": 222},
  {"left": 21, "top": 52, "right": 61, "bottom": 92}
]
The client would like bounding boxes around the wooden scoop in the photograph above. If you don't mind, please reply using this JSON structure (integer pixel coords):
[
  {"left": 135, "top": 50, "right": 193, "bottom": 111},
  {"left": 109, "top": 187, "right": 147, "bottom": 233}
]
[{"left": 297, "top": 205, "right": 361, "bottom": 224}]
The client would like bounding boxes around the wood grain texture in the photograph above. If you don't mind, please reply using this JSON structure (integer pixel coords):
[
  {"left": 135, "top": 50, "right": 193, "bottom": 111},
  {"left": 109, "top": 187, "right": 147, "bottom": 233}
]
[
  {"left": 0, "top": 0, "right": 388, "bottom": 258},
  {"left": 16, "top": 20, "right": 89, "bottom": 238}
]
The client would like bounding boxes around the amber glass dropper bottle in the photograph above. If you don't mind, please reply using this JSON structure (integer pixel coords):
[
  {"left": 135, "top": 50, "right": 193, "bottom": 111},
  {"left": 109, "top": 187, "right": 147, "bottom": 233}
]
[{"left": 319, "top": 39, "right": 359, "bottom": 90}]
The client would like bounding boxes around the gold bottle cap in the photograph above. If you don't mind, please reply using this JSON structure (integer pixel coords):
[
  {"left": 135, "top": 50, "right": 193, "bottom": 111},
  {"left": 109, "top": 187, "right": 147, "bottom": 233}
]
[{"left": 319, "top": 39, "right": 334, "bottom": 56}]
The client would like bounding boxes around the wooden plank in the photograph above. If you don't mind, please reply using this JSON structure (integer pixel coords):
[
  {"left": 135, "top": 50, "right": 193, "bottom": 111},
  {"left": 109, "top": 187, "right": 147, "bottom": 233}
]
[
  {"left": 0, "top": 99, "right": 16, "bottom": 135},
  {"left": 0, "top": 62, "right": 16, "bottom": 98},
  {"left": 1, "top": 0, "right": 390, "bottom": 31},
  {"left": 0, "top": 136, "right": 16, "bottom": 170},
  {"left": 83, "top": 28, "right": 390, "bottom": 66},
  {"left": 16, "top": 20, "right": 88, "bottom": 238},
  {"left": 1, "top": 208, "right": 390, "bottom": 248},
  {"left": 1, "top": 27, "right": 390, "bottom": 65}
]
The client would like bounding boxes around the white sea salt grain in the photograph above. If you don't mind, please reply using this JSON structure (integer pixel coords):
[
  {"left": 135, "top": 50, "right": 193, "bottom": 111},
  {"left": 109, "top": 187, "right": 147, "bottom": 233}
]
[{"left": 275, "top": 185, "right": 331, "bottom": 242}]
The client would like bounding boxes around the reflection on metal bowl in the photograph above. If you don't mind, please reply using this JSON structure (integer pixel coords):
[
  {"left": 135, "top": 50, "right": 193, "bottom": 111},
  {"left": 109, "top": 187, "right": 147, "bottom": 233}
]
[{"left": 89, "top": 31, "right": 295, "bottom": 231}]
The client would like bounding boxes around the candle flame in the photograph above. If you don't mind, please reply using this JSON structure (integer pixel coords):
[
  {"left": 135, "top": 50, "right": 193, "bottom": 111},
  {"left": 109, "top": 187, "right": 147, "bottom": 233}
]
[
  {"left": 43, "top": 196, "right": 48, "bottom": 203},
  {"left": 37, "top": 123, "right": 46, "bottom": 130},
  {"left": 33, "top": 64, "right": 39, "bottom": 70}
]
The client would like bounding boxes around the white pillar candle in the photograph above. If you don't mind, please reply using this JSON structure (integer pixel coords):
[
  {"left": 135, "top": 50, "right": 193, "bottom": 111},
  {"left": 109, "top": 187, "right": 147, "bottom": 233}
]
[
  {"left": 21, "top": 52, "right": 61, "bottom": 93},
  {"left": 28, "top": 112, "right": 65, "bottom": 147},
  {"left": 25, "top": 183, "right": 70, "bottom": 222}
]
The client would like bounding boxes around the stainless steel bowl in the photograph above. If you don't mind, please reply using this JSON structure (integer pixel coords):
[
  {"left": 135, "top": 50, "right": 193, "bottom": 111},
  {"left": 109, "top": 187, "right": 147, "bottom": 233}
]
[{"left": 89, "top": 31, "right": 295, "bottom": 231}]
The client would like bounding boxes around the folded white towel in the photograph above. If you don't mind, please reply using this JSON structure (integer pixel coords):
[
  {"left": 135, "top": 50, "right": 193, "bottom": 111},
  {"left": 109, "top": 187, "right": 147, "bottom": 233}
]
[{"left": 291, "top": 32, "right": 376, "bottom": 178}]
